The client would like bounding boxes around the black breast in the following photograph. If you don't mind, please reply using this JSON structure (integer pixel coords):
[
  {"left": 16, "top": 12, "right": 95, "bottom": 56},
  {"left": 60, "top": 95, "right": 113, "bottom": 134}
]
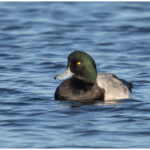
[{"left": 55, "top": 78, "right": 104, "bottom": 102}]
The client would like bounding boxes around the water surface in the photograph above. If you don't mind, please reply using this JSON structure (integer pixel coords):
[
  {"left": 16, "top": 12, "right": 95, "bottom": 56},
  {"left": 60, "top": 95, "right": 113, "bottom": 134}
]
[{"left": 0, "top": 2, "right": 150, "bottom": 148}]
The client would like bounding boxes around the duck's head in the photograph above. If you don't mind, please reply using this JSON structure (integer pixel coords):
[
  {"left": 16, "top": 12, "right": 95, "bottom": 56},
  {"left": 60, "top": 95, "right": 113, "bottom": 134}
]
[{"left": 55, "top": 51, "right": 97, "bottom": 84}]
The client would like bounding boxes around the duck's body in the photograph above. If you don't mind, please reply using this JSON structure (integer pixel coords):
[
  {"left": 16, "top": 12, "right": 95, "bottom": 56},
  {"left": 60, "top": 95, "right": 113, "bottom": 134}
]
[
  {"left": 54, "top": 51, "right": 133, "bottom": 102},
  {"left": 55, "top": 77, "right": 104, "bottom": 102},
  {"left": 96, "top": 73, "right": 132, "bottom": 100}
]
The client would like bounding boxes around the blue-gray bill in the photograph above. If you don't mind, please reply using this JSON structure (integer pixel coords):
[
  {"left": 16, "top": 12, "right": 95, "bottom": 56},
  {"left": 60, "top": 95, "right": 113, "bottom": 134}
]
[{"left": 54, "top": 67, "right": 73, "bottom": 80}]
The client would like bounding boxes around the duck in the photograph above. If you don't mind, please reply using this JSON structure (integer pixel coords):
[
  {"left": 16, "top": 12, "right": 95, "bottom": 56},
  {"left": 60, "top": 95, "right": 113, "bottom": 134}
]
[{"left": 54, "top": 50, "right": 133, "bottom": 102}]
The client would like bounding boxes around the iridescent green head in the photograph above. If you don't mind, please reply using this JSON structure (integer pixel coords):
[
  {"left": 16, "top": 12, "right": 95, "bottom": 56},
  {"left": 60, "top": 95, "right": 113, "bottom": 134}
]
[{"left": 55, "top": 51, "right": 97, "bottom": 84}]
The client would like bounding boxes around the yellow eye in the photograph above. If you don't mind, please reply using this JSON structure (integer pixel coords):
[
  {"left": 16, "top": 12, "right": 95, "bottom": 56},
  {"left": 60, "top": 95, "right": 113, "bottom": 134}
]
[{"left": 77, "top": 61, "right": 81, "bottom": 65}]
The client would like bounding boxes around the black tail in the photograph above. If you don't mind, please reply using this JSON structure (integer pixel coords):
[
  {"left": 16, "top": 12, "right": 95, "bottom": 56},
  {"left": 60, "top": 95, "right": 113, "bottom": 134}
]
[{"left": 120, "top": 79, "right": 133, "bottom": 92}]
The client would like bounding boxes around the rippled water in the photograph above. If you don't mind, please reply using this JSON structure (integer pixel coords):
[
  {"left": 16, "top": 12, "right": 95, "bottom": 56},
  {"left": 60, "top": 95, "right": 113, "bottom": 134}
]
[{"left": 0, "top": 2, "right": 150, "bottom": 148}]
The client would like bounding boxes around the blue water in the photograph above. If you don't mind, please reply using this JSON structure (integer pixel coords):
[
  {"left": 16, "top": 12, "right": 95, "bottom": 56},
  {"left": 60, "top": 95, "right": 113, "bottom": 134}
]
[{"left": 0, "top": 2, "right": 150, "bottom": 148}]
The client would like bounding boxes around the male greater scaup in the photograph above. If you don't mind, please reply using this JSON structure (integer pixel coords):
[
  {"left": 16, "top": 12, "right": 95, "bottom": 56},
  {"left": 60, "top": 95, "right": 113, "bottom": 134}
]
[{"left": 54, "top": 51, "right": 133, "bottom": 102}]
